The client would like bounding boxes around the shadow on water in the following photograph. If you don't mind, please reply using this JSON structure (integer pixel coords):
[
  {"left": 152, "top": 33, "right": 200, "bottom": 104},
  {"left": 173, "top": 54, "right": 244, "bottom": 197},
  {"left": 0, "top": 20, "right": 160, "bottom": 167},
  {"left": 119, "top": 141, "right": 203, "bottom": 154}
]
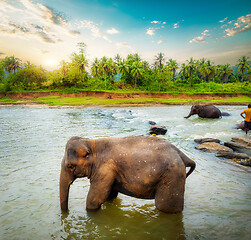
[{"left": 58, "top": 198, "right": 186, "bottom": 240}]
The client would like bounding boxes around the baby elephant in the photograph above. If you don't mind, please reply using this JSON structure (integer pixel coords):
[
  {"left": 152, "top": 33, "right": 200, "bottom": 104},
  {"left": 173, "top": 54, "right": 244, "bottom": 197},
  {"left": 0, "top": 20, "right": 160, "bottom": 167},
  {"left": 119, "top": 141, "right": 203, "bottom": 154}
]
[{"left": 60, "top": 136, "right": 196, "bottom": 214}]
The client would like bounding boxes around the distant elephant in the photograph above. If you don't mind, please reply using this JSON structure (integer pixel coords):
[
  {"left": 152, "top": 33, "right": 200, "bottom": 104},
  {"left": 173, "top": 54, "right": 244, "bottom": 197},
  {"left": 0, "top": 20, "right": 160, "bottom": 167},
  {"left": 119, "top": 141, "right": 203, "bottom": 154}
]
[
  {"left": 184, "top": 104, "right": 229, "bottom": 119},
  {"left": 60, "top": 136, "right": 196, "bottom": 214}
]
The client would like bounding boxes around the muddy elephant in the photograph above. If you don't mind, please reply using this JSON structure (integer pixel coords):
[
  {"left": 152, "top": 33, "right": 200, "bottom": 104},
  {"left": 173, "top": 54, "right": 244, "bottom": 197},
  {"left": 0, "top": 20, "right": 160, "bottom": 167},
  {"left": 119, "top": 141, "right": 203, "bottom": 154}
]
[
  {"left": 60, "top": 136, "right": 196, "bottom": 214},
  {"left": 184, "top": 104, "right": 229, "bottom": 119}
]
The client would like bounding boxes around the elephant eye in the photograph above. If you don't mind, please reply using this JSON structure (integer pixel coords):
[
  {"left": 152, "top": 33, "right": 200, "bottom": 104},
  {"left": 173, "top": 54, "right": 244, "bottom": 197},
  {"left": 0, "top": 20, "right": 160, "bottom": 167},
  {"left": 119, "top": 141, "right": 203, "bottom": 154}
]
[{"left": 67, "top": 149, "right": 77, "bottom": 158}]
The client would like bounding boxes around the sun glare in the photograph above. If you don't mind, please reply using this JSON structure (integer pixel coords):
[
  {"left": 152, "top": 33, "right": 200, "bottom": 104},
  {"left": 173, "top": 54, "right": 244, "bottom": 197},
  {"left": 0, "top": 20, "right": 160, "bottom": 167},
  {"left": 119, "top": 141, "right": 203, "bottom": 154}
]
[{"left": 44, "top": 59, "right": 58, "bottom": 69}]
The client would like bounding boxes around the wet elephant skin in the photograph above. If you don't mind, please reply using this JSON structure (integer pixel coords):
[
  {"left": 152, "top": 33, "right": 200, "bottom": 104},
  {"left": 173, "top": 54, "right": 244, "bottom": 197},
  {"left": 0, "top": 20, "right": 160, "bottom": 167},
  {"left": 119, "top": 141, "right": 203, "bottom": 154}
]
[
  {"left": 60, "top": 136, "right": 196, "bottom": 214},
  {"left": 185, "top": 104, "right": 222, "bottom": 119}
]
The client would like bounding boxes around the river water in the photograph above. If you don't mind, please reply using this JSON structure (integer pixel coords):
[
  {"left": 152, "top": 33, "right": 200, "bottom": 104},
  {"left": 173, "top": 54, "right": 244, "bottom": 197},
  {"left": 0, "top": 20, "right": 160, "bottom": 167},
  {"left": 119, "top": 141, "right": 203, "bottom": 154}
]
[{"left": 0, "top": 105, "right": 250, "bottom": 240}]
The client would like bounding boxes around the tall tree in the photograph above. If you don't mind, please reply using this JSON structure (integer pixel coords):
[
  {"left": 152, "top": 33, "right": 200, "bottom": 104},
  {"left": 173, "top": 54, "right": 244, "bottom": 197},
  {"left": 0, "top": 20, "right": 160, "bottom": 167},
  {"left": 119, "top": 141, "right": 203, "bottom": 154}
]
[
  {"left": 91, "top": 58, "right": 100, "bottom": 78},
  {"left": 219, "top": 64, "right": 233, "bottom": 90},
  {"left": 236, "top": 56, "right": 250, "bottom": 86},
  {"left": 155, "top": 52, "right": 165, "bottom": 70},
  {"left": 114, "top": 54, "right": 122, "bottom": 65},
  {"left": 118, "top": 59, "right": 129, "bottom": 88},
  {"left": 186, "top": 57, "right": 196, "bottom": 87},
  {"left": 2, "top": 56, "right": 22, "bottom": 73},
  {"left": 167, "top": 59, "right": 178, "bottom": 81},
  {"left": 131, "top": 61, "right": 143, "bottom": 88},
  {"left": 100, "top": 57, "right": 109, "bottom": 90}
]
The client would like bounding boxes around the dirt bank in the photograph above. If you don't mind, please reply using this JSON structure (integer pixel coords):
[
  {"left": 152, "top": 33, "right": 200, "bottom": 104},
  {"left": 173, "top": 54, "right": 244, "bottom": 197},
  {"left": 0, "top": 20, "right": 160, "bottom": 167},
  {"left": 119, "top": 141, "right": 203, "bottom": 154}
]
[{"left": 1, "top": 91, "right": 251, "bottom": 100}]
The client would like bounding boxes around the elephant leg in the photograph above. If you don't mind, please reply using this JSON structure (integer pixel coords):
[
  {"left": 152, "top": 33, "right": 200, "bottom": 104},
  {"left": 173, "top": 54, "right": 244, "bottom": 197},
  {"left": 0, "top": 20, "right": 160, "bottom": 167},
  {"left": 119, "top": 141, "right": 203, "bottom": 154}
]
[
  {"left": 86, "top": 163, "right": 116, "bottom": 211},
  {"left": 155, "top": 171, "right": 186, "bottom": 213},
  {"left": 107, "top": 190, "right": 118, "bottom": 200}
]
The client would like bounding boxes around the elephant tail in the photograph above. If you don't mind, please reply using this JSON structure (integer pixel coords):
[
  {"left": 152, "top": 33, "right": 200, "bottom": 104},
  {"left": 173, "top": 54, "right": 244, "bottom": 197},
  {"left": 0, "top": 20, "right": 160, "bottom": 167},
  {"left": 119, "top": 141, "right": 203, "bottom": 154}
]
[{"left": 179, "top": 150, "right": 196, "bottom": 178}]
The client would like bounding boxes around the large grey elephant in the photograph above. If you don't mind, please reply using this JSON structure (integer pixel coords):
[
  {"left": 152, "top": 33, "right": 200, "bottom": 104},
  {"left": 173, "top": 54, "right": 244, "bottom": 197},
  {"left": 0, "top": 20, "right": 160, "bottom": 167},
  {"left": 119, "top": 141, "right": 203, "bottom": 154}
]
[
  {"left": 60, "top": 136, "right": 196, "bottom": 214},
  {"left": 185, "top": 104, "right": 230, "bottom": 119}
]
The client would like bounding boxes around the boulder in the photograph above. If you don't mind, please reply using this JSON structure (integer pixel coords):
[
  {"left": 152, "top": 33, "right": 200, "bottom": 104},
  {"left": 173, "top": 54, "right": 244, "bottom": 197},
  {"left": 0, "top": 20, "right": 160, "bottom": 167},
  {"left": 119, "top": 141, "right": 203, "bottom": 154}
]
[
  {"left": 240, "top": 158, "right": 251, "bottom": 167},
  {"left": 148, "top": 121, "right": 156, "bottom": 126},
  {"left": 149, "top": 126, "right": 167, "bottom": 135},
  {"left": 216, "top": 151, "right": 249, "bottom": 159},
  {"left": 194, "top": 138, "right": 220, "bottom": 144},
  {"left": 224, "top": 137, "right": 251, "bottom": 156},
  {"left": 195, "top": 142, "right": 233, "bottom": 153}
]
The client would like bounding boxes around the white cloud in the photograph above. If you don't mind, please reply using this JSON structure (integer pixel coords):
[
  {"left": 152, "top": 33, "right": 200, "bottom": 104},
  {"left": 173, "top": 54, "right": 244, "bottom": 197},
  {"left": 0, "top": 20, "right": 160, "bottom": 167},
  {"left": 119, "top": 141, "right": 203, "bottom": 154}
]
[
  {"left": 151, "top": 20, "right": 160, "bottom": 24},
  {"left": 224, "top": 14, "right": 251, "bottom": 37},
  {"left": 106, "top": 27, "right": 119, "bottom": 34},
  {"left": 146, "top": 28, "right": 155, "bottom": 36},
  {"left": 157, "top": 40, "right": 163, "bottom": 44},
  {"left": 189, "top": 30, "right": 210, "bottom": 43},
  {"left": 0, "top": 0, "right": 80, "bottom": 43},
  {"left": 116, "top": 42, "right": 136, "bottom": 53},
  {"left": 219, "top": 17, "right": 228, "bottom": 23}
]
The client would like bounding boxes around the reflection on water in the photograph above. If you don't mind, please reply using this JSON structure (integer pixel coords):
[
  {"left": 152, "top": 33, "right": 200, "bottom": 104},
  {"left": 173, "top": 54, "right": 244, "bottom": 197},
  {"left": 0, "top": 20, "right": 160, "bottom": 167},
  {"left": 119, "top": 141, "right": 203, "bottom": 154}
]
[{"left": 0, "top": 105, "right": 250, "bottom": 240}]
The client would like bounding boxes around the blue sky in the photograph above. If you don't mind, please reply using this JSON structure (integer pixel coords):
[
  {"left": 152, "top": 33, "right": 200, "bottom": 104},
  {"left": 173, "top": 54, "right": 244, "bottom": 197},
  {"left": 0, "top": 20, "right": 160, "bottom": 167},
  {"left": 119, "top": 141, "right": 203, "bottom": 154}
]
[{"left": 0, "top": 0, "right": 251, "bottom": 69}]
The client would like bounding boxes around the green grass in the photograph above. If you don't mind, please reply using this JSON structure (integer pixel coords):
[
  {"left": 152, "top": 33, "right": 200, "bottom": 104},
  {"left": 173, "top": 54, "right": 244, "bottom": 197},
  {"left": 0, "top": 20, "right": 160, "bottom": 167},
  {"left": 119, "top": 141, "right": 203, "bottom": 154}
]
[
  {"left": 1, "top": 96, "right": 250, "bottom": 106},
  {"left": 0, "top": 97, "right": 18, "bottom": 104},
  {"left": 20, "top": 96, "right": 251, "bottom": 106}
]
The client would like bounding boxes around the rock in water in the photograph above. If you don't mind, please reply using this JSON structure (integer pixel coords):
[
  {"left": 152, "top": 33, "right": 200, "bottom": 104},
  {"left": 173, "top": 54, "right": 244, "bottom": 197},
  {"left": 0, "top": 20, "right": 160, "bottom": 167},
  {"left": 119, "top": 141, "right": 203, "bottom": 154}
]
[
  {"left": 195, "top": 142, "right": 233, "bottom": 153},
  {"left": 148, "top": 121, "right": 156, "bottom": 126},
  {"left": 216, "top": 151, "right": 249, "bottom": 159},
  {"left": 149, "top": 126, "right": 167, "bottom": 135},
  {"left": 194, "top": 138, "right": 220, "bottom": 144},
  {"left": 224, "top": 137, "right": 251, "bottom": 155}
]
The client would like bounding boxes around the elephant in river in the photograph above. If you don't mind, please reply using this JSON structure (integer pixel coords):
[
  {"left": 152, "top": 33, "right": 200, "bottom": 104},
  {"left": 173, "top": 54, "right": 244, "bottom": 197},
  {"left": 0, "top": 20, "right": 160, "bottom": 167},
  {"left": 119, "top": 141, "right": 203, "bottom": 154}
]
[
  {"left": 60, "top": 136, "right": 196, "bottom": 214},
  {"left": 185, "top": 104, "right": 230, "bottom": 119}
]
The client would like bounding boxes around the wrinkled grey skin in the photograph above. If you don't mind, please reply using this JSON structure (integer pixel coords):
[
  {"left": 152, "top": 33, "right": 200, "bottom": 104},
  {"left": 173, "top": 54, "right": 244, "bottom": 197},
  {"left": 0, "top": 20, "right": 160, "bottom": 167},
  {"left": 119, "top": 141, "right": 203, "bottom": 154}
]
[
  {"left": 185, "top": 105, "right": 223, "bottom": 119},
  {"left": 60, "top": 136, "right": 196, "bottom": 214}
]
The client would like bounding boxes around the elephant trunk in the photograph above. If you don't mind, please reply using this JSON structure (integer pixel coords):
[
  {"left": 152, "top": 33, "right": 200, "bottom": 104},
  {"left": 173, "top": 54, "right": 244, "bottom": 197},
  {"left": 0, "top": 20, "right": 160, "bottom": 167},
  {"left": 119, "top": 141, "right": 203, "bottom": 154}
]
[
  {"left": 60, "top": 162, "right": 74, "bottom": 212},
  {"left": 184, "top": 112, "right": 192, "bottom": 119}
]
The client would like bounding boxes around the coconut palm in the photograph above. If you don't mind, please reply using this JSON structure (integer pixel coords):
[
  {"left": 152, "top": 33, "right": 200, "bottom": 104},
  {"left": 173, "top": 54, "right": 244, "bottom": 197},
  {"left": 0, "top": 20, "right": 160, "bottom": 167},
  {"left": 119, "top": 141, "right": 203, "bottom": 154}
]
[
  {"left": 166, "top": 59, "right": 178, "bottom": 81},
  {"left": 100, "top": 57, "right": 109, "bottom": 90},
  {"left": 219, "top": 64, "right": 233, "bottom": 90},
  {"left": 131, "top": 61, "right": 143, "bottom": 88},
  {"left": 206, "top": 60, "right": 216, "bottom": 92},
  {"left": 236, "top": 56, "right": 250, "bottom": 86},
  {"left": 179, "top": 63, "right": 187, "bottom": 81},
  {"left": 114, "top": 54, "right": 122, "bottom": 65},
  {"left": 91, "top": 58, "right": 100, "bottom": 78},
  {"left": 71, "top": 53, "right": 88, "bottom": 73},
  {"left": 155, "top": 52, "right": 165, "bottom": 70},
  {"left": 186, "top": 57, "right": 196, "bottom": 86},
  {"left": 2, "top": 56, "right": 22, "bottom": 73},
  {"left": 118, "top": 59, "right": 129, "bottom": 88}
]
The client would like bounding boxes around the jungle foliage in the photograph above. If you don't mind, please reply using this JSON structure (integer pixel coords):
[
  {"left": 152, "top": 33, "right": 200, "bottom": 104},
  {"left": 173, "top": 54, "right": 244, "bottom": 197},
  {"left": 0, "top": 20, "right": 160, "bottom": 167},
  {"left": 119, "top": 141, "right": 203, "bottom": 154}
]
[{"left": 0, "top": 43, "right": 250, "bottom": 94}]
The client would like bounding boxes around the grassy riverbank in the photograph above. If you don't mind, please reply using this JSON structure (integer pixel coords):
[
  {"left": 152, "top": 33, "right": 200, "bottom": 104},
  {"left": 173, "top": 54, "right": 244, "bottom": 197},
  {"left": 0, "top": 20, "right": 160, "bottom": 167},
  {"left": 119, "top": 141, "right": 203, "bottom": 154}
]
[{"left": 0, "top": 95, "right": 250, "bottom": 106}]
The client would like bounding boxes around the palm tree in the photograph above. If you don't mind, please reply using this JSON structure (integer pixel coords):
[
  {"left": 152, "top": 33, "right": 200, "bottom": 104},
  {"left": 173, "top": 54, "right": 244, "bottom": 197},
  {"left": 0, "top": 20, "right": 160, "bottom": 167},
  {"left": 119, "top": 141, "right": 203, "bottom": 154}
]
[
  {"left": 114, "top": 54, "right": 122, "bottom": 65},
  {"left": 2, "top": 56, "right": 22, "bottom": 73},
  {"left": 206, "top": 60, "right": 216, "bottom": 92},
  {"left": 131, "top": 61, "right": 143, "bottom": 88},
  {"left": 100, "top": 57, "right": 109, "bottom": 90},
  {"left": 166, "top": 59, "right": 178, "bottom": 81},
  {"left": 72, "top": 53, "right": 88, "bottom": 73},
  {"left": 118, "top": 59, "right": 129, "bottom": 88},
  {"left": 219, "top": 64, "right": 233, "bottom": 90},
  {"left": 179, "top": 63, "right": 187, "bottom": 81},
  {"left": 155, "top": 52, "right": 165, "bottom": 70},
  {"left": 186, "top": 57, "right": 196, "bottom": 86},
  {"left": 236, "top": 56, "right": 250, "bottom": 86},
  {"left": 200, "top": 63, "right": 210, "bottom": 83},
  {"left": 91, "top": 58, "right": 100, "bottom": 78}
]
